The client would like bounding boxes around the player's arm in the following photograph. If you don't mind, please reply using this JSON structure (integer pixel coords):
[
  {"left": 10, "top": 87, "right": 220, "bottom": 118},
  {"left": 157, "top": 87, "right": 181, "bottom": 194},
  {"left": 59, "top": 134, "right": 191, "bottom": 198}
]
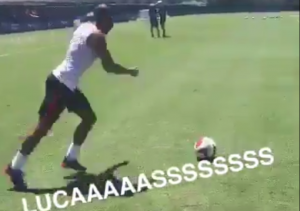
[{"left": 87, "top": 32, "right": 138, "bottom": 76}]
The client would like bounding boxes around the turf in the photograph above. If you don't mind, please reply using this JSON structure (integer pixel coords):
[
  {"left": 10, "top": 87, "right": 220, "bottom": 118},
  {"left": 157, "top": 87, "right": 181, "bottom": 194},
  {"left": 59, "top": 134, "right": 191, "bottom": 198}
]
[{"left": 0, "top": 13, "right": 299, "bottom": 211}]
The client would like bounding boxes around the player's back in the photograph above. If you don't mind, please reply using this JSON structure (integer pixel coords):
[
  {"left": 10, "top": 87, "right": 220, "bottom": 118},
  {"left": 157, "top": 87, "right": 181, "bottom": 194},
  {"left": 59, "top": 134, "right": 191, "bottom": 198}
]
[
  {"left": 53, "top": 22, "right": 98, "bottom": 90},
  {"left": 158, "top": 6, "right": 167, "bottom": 20},
  {"left": 148, "top": 6, "right": 157, "bottom": 20}
]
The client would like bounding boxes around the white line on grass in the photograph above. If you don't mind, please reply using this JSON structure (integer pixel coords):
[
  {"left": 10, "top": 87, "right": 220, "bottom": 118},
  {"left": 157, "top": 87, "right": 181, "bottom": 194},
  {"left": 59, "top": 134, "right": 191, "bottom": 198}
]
[{"left": 0, "top": 53, "right": 9, "bottom": 57}]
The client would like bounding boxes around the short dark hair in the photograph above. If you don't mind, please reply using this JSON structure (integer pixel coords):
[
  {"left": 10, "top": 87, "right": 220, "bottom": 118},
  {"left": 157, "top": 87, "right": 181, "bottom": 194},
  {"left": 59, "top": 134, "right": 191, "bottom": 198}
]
[{"left": 94, "top": 4, "right": 110, "bottom": 22}]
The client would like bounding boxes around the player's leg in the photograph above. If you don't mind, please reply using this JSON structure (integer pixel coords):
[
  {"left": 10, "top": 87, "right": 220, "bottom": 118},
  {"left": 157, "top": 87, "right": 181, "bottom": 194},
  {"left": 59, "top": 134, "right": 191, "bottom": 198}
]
[
  {"left": 150, "top": 19, "right": 155, "bottom": 37},
  {"left": 150, "top": 19, "right": 160, "bottom": 38},
  {"left": 5, "top": 74, "right": 65, "bottom": 189},
  {"left": 160, "top": 19, "right": 166, "bottom": 37},
  {"left": 38, "top": 103, "right": 54, "bottom": 137},
  {"left": 155, "top": 19, "right": 160, "bottom": 38},
  {"left": 150, "top": 26, "right": 154, "bottom": 38},
  {"left": 18, "top": 103, "right": 54, "bottom": 140},
  {"left": 61, "top": 89, "right": 97, "bottom": 171}
]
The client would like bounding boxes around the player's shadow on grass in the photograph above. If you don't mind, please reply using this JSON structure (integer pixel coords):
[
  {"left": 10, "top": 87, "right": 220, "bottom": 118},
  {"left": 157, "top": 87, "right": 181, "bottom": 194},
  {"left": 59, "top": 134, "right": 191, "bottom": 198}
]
[{"left": 9, "top": 161, "right": 154, "bottom": 198}]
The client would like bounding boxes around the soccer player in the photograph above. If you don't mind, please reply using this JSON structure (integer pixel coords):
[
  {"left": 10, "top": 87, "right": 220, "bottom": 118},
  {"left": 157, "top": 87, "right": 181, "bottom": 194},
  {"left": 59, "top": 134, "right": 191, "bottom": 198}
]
[
  {"left": 5, "top": 4, "right": 139, "bottom": 190},
  {"left": 148, "top": 3, "right": 160, "bottom": 38},
  {"left": 157, "top": 1, "right": 167, "bottom": 37}
]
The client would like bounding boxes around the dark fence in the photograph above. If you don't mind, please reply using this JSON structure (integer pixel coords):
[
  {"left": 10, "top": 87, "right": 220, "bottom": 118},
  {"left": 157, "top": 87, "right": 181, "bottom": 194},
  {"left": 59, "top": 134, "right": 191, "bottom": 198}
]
[{"left": 0, "top": 2, "right": 298, "bottom": 34}]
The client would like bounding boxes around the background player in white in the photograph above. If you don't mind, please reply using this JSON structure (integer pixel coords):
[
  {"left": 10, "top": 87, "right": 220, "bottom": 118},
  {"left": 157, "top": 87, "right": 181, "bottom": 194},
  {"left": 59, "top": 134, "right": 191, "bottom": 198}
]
[{"left": 5, "top": 4, "right": 139, "bottom": 190}]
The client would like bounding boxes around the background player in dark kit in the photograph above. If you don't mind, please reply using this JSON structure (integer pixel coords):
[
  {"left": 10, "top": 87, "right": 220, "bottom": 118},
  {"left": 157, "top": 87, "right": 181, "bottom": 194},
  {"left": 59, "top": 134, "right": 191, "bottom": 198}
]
[
  {"left": 148, "top": 3, "right": 160, "bottom": 38},
  {"left": 157, "top": 1, "right": 167, "bottom": 37}
]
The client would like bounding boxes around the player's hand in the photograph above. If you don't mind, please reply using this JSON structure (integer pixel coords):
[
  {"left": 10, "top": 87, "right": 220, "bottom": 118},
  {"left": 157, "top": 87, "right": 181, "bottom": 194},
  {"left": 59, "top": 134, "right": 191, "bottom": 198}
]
[{"left": 128, "top": 67, "right": 139, "bottom": 77}]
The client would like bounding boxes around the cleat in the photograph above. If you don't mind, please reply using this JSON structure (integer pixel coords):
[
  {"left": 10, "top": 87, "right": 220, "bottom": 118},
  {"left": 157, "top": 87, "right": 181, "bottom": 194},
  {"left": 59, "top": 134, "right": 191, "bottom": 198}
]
[
  {"left": 4, "top": 165, "right": 27, "bottom": 190},
  {"left": 61, "top": 158, "right": 87, "bottom": 171}
]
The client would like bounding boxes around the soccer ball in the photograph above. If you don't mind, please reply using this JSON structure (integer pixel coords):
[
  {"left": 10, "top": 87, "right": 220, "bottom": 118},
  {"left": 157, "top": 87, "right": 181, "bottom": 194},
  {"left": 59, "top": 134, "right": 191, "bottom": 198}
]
[{"left": 194, "top": 137, "right": 217, "bottom": 162}]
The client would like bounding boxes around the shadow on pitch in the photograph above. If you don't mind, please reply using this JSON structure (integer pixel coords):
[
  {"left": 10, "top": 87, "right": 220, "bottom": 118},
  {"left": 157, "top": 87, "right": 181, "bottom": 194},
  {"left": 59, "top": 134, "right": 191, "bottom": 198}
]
[
  {"left": 8, "top": 161, "right": 154, "bottom": 198},
  {"left": 162, "top": 35, "right": 171, "bottom": 39}
]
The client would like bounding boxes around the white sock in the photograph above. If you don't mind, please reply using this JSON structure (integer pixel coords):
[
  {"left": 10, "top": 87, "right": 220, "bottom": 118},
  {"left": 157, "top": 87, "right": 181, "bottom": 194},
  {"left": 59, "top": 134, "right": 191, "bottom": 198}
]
[
  {"left": 11, "top": 151, "right": 27, "bottom": 170},
  {"left": 66, "top": 143, "right": 80, "bottom": 161}
]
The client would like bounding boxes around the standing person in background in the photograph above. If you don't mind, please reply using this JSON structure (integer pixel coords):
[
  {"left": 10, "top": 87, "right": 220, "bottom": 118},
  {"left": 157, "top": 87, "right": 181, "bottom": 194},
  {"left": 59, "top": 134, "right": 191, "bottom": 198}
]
[
  {"left": 156, "top": 1, "right": 167, "bottom": 37},
  {"left": 148, "top": 3, "right": 160, "bottom": 38}
]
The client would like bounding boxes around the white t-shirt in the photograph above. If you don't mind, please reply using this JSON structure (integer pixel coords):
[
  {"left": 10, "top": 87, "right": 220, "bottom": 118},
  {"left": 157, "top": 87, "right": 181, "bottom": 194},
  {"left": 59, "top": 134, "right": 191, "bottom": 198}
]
[{"left": 52, "top": 22, "right": 98, "bottom": 91}]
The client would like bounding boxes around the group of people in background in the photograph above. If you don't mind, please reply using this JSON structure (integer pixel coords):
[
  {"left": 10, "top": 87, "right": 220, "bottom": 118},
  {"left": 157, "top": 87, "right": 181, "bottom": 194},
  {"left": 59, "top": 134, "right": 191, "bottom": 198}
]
[
  {"left": 72, "top": 1, "right": 168, "bottom": 38},
  {"left": 149, "top": 1, "right": 168, "bottom": 38}
]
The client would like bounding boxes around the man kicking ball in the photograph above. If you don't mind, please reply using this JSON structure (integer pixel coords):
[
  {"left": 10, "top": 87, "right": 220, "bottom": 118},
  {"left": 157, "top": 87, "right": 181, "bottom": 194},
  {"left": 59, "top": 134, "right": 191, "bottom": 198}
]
[{"left": 5, "top": 4, "right": 139, "bottom": 190}]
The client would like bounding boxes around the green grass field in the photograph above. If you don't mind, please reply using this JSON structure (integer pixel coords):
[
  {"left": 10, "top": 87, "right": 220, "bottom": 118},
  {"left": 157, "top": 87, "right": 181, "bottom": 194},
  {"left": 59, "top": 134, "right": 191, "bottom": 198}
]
[{"left": 0, "top": 13, "right": 299, "bottom": 211}]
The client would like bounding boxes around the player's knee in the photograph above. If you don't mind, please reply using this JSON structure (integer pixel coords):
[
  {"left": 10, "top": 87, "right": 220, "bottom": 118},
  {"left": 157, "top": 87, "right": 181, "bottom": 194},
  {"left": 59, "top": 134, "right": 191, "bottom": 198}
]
[
  {"left": 20, "top": 121, "right": 53, "bottom": 155},
  {"left": 37, "top": 115, "right": 58, "bottom": 137},
  {"left": 35, "top": 124, "right": 51, "bottom": 138},
  {"left": 83, "top": 111, "right": 97, "bottom": 126},
  {"left": 90, "top": 113, "right": 97, "bottom": 126}
]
